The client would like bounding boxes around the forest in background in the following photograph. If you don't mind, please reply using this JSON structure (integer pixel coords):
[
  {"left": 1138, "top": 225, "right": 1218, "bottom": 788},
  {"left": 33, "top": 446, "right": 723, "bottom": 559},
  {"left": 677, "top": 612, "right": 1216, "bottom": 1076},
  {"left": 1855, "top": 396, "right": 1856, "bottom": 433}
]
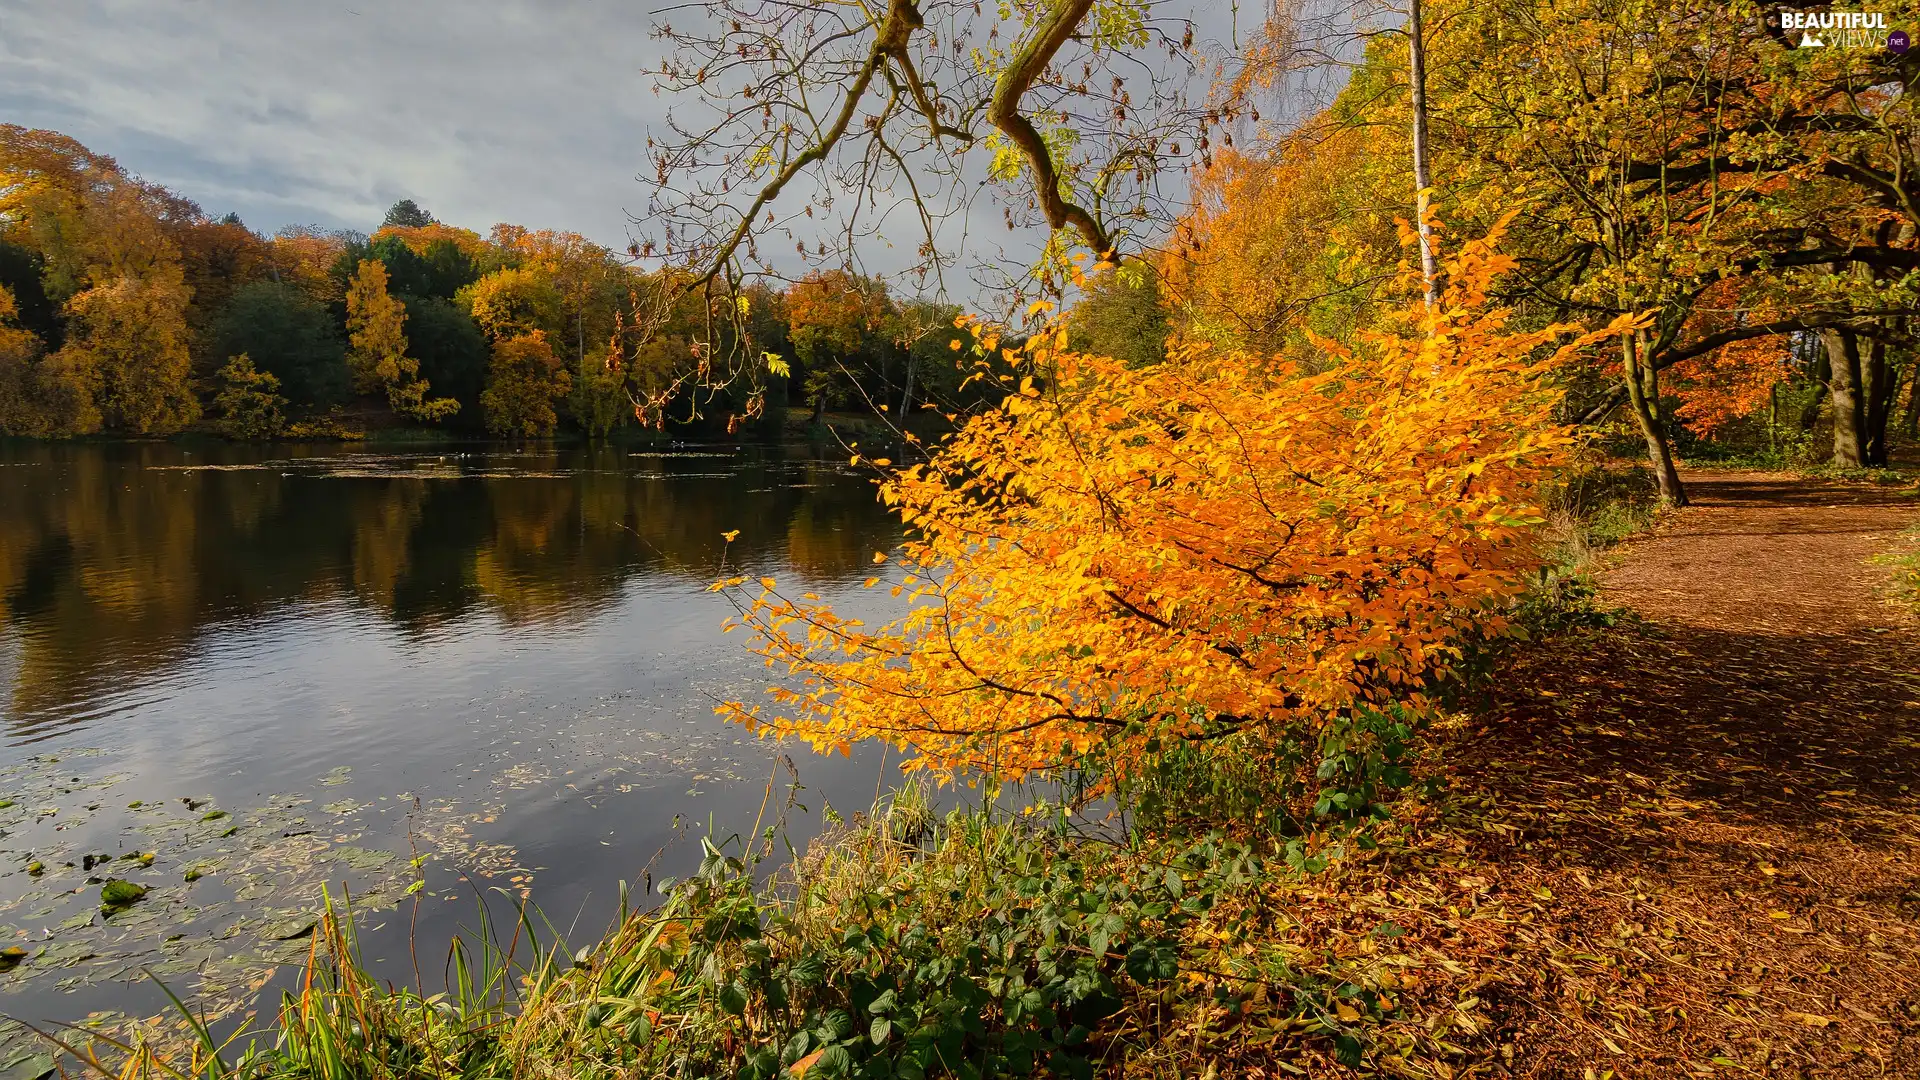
[{"left": 0, "top": 128, "right": 999, "bottom": 442}]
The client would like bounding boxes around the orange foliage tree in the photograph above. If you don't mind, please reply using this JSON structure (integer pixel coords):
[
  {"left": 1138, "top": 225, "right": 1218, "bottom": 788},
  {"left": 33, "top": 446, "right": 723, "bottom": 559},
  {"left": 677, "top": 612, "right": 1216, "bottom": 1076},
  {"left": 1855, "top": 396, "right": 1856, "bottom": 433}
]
[
  {"left": 481, "top": 330, "right": 571, "bottom": 437},
  {"left": 1666, "top": 281, "right": 1793, "bottom": 438},
  {"left": 1161, "top": 133, "right": 1398, "bottom": 362},
  {"left": 718, "top": 226, "right": 1634, "bottom": 785},
  {"left": 344, "top": 259, "right": 458, "bottom": 422}
]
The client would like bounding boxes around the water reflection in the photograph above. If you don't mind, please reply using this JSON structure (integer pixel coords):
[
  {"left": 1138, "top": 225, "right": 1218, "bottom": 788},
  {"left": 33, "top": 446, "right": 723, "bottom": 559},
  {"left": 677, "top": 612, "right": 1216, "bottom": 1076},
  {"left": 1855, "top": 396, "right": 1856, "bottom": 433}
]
[
  {"left": 0, "top": 442, "right": 895, "bottom": 738},
  {"left": 0, "top": 440, "right": 914, "bottom": 1041}
]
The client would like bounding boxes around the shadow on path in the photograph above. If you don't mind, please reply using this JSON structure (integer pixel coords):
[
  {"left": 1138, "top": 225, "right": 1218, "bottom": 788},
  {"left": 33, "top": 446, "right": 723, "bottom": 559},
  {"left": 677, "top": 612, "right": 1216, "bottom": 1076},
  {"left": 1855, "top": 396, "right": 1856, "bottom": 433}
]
[{"left": 1421, "top": 471, "right": 1920, "bottom": 1076}]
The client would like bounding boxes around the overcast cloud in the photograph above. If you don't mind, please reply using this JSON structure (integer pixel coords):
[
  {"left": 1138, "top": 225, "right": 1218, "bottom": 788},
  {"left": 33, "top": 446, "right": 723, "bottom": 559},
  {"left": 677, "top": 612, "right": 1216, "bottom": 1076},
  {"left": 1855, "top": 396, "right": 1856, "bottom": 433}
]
[
  {"left": 0, "top": 0, "right": 1266, "bottom": 297},
  {"left": 0, "top": 0, "right": 669, "bottom": 245}
]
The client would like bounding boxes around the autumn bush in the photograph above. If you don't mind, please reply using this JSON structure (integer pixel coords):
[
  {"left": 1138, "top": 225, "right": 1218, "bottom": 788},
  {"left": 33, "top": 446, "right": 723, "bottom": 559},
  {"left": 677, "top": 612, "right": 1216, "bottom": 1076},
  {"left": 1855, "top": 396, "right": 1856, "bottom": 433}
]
[{"left": 720, "top": 226, "right": 1633, "bottom": 829}]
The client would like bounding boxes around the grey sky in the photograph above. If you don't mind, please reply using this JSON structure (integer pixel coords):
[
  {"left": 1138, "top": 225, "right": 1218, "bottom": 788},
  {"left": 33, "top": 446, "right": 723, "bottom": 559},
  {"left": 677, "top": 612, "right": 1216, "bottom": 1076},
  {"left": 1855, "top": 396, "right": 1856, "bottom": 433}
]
[
  {"left": 0, "top": 0, "right": 1275, "bottom": 294},
  {"left": 0, "top": 0, "right": 666, "bottom": 245}
]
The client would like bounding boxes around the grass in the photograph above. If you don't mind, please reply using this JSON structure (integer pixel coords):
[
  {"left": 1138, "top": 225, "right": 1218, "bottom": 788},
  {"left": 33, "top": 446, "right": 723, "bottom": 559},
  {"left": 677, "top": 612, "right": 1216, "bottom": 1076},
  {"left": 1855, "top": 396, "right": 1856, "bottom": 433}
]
[
  {"left": 1537, "top": 461, "right": 1659, "bottom": 577},
  {"left": 49, "top": 784, "right": 1435, "bottom": 1079},
  {"left": 1872, "top": 524, "right": 1920, "bottom": 612}
]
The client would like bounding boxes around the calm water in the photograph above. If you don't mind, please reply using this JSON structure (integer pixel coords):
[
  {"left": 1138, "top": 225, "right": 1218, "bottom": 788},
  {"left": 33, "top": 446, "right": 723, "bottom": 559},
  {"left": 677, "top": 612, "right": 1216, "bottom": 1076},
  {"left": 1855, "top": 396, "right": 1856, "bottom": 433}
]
[{"left": 0, "top": 441, "right": 903, "bottom": 1034}]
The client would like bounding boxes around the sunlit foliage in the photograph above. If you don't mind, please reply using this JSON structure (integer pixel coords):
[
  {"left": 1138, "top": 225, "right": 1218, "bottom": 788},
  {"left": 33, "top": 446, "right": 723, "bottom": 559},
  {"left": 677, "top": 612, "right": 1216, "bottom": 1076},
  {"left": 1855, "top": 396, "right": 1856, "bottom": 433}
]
[
  {"left": 721, "top": 228, "right": 1636, "bottom": 783},
  {"left": 481, "top": 330, "right": 571, "bottom": 437}
]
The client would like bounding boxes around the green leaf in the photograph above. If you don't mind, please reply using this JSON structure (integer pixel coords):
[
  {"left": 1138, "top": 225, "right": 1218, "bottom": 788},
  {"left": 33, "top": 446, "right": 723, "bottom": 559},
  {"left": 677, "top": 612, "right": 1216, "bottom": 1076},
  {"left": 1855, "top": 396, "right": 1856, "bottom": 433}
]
[
  {"left": 1124, "top": 942, "right": 1177, "bottom": 983},
  {"left": 870, "top": 1017, "right": 894, "bottom": 1045},
  {"left": 816, "top": 1045, "right": 854, "bottom": 1077},
  {"left": 99, "top": 879, "right": 147, "bottom": 908}
]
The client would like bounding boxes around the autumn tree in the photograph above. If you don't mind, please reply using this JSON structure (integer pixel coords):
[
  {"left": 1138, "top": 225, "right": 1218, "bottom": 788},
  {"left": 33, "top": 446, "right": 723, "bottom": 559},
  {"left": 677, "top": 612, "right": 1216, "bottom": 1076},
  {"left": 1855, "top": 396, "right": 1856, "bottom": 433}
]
[
  {"left": 345, "top": 259, "right": 407, "bottom": 393},
  {"left": 1393, "top": 0, "right": 1920, "bottom": 484},
  {"left": 460, "top": 267, "right": 564, "bottom": 341},
  {"left": 1, "top": 125, "right": 204, "bottom": 434},
  {"left": 344, "top": 259, "right": 458, "bottom": 422},
  {"left": 212, "top": 353, "right": 286, "bottom": 438},
  {"left": 265, "top": 226, "right": 352, "bottom": 304},
  {"left": 1160, "top": 130, "right": 1399, "bottom": 363},
  {"left": 721, "top": 230, "right": 1634, "bottom": 790},
  {"left": 786, "top": 271, "right": 891, "bottom": 419},
  {"left": 481, "top": 329, "right": 571, "bottom": 436},
  {"left": 54, "top": 275, "right": 199, "bottom": 433}
]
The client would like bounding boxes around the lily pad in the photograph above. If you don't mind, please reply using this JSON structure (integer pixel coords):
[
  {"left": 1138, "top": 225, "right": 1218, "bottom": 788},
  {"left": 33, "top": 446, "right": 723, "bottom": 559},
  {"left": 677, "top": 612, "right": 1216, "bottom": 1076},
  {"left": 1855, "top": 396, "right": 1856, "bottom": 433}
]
[
  {"left": 0, "top": 1048, "right": 54, "bottom": 1080},
  {"left": 0, "top": 947, "right": 25, "bottom": 971},
  {"left": 264, "top": 917, "right": 317, "bottom": 941},
  {"left": 99, "top": 879, "right": 147, "bottom": 908}
]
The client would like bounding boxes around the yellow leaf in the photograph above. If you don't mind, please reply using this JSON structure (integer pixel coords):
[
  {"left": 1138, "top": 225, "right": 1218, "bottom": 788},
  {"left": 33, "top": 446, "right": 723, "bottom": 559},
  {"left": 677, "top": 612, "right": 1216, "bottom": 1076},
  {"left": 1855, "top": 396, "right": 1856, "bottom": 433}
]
[
  {"left": 790, "top": 1049, "right": 825, "bottom": 1077},
  {"left": 722, "top": 530, "right": 741, "bottom": 542},
  {"left": 1784, "top": 1011, "right": 1831, "bottom": 1027}
]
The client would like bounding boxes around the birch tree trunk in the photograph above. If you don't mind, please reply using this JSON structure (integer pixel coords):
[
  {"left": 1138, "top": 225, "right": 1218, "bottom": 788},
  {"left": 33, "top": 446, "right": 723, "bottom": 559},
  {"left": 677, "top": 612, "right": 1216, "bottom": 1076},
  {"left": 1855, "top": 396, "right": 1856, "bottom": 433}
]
[{"left": 1408, "top": 0, "right": 1439, "bottom": 308}]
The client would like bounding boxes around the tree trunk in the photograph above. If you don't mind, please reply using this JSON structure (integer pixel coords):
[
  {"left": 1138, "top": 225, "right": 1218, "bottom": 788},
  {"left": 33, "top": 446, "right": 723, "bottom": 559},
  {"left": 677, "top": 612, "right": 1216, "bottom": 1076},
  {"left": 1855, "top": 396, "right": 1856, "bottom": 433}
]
[
  {"left": 900, "top": 352, "right": 916, "bottom": 418},
  {"left": 1624, "top": 332, "right": 1687, "bottom": 505},
  {"left": 1863, "top": 335, "right": 1894, "bottom": 467},
  {"left": 1902, "top": 351, "right": 1920, "bottom": 439},
  {"left": 1822, "top": 328, "right": 1868, "bottom": 468},
  {"left": 1408, "top": 0, "right": 1438, "bottom": 309},
  {"left": 1797, "top": 339, "right": 1831, "bottom": 433}
]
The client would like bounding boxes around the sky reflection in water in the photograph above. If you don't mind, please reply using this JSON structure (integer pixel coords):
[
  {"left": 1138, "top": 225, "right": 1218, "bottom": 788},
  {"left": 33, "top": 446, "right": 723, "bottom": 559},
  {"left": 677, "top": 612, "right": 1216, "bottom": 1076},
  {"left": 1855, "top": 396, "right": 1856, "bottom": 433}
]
[{"left": 0, "top": 441, "right": 903, "bottom": 1030}]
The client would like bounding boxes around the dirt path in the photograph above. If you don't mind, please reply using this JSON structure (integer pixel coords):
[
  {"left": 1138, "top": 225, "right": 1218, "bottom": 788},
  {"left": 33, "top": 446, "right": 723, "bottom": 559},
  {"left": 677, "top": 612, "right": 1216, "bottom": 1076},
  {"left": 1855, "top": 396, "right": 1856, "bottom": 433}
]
[
  {"left": 1307, "top": 472, "right": 1920, "bottom": 1078},
  {"left": 1604, "top": 470, "right": 1917, "bottom": 640},
  {"left": 1483, "top": 471, "right": 1920, "bottom": 1077}
]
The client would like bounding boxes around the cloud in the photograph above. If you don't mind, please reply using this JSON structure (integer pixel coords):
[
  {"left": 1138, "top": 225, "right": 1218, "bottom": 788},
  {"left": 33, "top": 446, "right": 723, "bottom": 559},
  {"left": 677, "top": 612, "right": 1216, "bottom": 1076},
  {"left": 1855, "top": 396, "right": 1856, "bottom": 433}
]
[
  {"left": 0, "top": 0, "right": 664, "bottom": 244},
  {"left": 0, "top": 0, "right": 1245, "bottom": 302}
]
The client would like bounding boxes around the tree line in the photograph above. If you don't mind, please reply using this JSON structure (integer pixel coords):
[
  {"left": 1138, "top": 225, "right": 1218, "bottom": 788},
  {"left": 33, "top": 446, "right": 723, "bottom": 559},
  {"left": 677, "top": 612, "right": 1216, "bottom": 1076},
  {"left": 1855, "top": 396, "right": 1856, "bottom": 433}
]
[{"left": 0, "top": 127, "right": 983, "bottom": 440}]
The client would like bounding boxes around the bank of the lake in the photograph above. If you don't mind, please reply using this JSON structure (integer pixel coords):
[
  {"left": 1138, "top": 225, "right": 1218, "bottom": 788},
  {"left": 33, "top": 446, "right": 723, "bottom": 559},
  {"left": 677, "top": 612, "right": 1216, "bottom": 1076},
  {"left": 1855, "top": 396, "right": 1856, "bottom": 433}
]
[{"left": 0, "top": 441, "right": 902, "bottom": 1042}]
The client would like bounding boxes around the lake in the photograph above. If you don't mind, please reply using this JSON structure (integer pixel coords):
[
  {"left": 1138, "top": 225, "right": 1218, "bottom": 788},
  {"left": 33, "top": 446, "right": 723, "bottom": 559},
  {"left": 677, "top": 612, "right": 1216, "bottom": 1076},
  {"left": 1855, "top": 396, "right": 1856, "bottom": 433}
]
[{"left": 0, "top": 440, "right": 905, "bottom": 1041}]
